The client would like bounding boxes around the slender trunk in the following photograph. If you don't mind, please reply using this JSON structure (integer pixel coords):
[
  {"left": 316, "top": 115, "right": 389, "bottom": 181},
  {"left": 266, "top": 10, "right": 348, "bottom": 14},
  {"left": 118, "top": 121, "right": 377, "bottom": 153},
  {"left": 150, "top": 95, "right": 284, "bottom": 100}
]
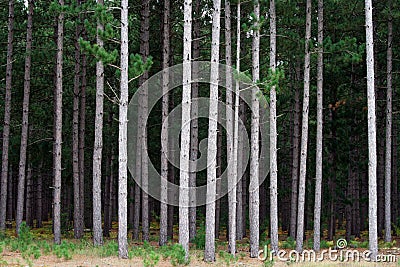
[
  {"left": 92, "top": 0, "right": 105, "bottom": 246},
  {"left": 189, "top": 0, "right": 200, "bottom": 241},
  {"left": 79, "top": 37, "right": 87, "bottom": 232},
  {"left": 159, "top": 0, "right": 170, "bottom": 246},
  {"left": 290, "top": 63, "right": 301, "bottom": 239},
  {"left": 36, "top": 161, "right": 43, "bottom": 228},
  {"left": 7, "top": 165, "right": 13, "bottom": 221},
  {"left": 53, "top": 0, "right": 64, "bottom": 245},
  {"left": 241, "top": 104, "right": 247, "bottom": 238},
  {"left": 249, "top": 0, "right": 260, "bottom": 258},
  {"left": 313, "top": 0, "right": 324, "bottom": 252},
  {"left": 16, "top": 0, "right": 33, "bottom": 234},
  {"left": 118, "top": 0, "right": 129, "bottom": 258},
  {"left": 269, "top": 0, "right": 278, "bottom": 253},
  {"left": 204, "top": 0, "right": 221, "bottom": 261},
  {"left": 296, "top": 0, "right": 311, "bottom": 252},
  {"left": 384, "top": 5, "right": 392, "bottom": 243},
  {"left": 215, "top": 122, "right": 222, "bottom": 239},
  {"left": 224, "top": 0, "right": 236, "bottom": 254},
  {"left": 73, "top": 3, "right": 82, "bottom": 239},
  {"left": 179, "top": 0, "right": 192, "bottom": 259},
  {"left": 168, "top": 103, "right": 175, "bottom": 240},
  {"left": 235, "top": 0, "right": 242, "bottom": 241},
  {"left": 140, "top": 0, "right": 150, "bottom": 242},
  {"left": 0, "top": 0, "right": 15, "bottom": 231},
  {"left": 365, "top": 0, "right": 378, "bottom": 259},
  {"left": 26, "top": 165, "right": 33, "bottom": 227}
]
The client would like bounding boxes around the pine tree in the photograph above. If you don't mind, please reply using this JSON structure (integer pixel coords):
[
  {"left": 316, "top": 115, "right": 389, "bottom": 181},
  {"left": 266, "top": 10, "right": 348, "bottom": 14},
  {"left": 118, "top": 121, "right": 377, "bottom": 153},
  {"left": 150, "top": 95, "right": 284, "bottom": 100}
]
[
  {"left": 0, "top": 0, "right": 15, "bottom": 231},
  {"left": 118, "top": 0, "right": 129, "bottom": 258}
]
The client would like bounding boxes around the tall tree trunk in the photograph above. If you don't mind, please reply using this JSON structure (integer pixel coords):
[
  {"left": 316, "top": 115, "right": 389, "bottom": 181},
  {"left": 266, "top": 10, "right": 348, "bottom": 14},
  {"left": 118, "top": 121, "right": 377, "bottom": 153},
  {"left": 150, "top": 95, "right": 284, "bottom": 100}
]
[
  {"left": 225, "top": 0, "right": 236, "bottom": 255},
  {"left": 269, "top": 0, "right": 278, "bottom": 253},
  {"left": 313, "top": 0, "right": 324, "bottom": 252},
  {"left": 384, "top": 3, "right": 392, "bottom": 243},
  {"left": 249, "top": 0, "right": 260, "bottom": 258},
  {"left": 235, "top": 0, "right": 243, "bottom": 241},
  {"left": 179, "top": 0, "right": 192, "bottom": 259},
  {"left": 7, "top": 165, "right": 13, "bottom": 221},
  {"left": 159, "top": 0, "right": 170, "bottom": 246},
  {"left": 79, "top": 36, "right": 87, "bottom": 232},
  {"left": 53, "top": 0, "right": 65, "bottom": 245},
  {"left": 16, "top": 0, "right": 33, "bottom": 234},
  {"left": 0, "top": 0, "right": 14, "bottom": 231},
  {"left": 26, "top": 164, "right": 33, "bottom": 227},
  {"left": 365, "top": 0, "right": 378, "bottom": 260},
  {"left": 215, "top": 121, "right": 222, "bottom": 239},
  {"left": 140, "top": 0, "right": 150, "bottom": 242},
  {"left": 189, "top": 0, "right": 200, "bottom": 241},
  {"left": 36, "top": 161, "right": 43, "bottom": 228},
  {"left": 241, "top": 104, "right": 247, "bottom": 238},
  {"left": 73, "top": 1, "right": 82, "bottom": 239},
  {"left": 205, "top": 0, "right": 221, "bottom": 261},
  {"left": 118, "top": 0, "right": 129, "bottom": 258},
  {"left": 296, "top": 0, "right": 311, "bottom": 252},
  {"left": 92, "top": 0, "right": 105, "bottom": 246},
  {"left": 290, "top": 62, "right": 301, "bottom": 239}
]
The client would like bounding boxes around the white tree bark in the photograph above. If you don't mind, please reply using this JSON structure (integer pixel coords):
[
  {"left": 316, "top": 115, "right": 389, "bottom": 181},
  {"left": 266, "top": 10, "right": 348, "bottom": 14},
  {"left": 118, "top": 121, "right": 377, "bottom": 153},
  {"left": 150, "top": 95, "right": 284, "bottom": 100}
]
[
  {"left": 225, "top": 0, "right": 236, "bottom": 256},
  {"left": 365, "top": 0, "right": 378, "bottom": 260},
  {"left": 53, "top": 0, "right": 64, "bottom": 245},
  {"left": 179, "top": 0, "right": 192, "bottom": 259},
  {"left": 235, "top": 0, "right": 243, "bottom": 241},
  {"left": 269, "top": 0, "right": 279, "bottom": 254},
  {"left": 205, "top": 0, "right": 221, "bottom": 262},
  {"left": 313, "top": 0, "right": 324, "bottom": 252},
  {"left": 118, "top": 0, "right": 129, "bottom": 258},
  {"left": 16, "top": 0, "right": 33, "bottom": 234},
  {"left": 249, "top": 0, "right": 260, "bottom": 258},
  {"left": 0, "top": 0, "right": 14, "bottom": 231},
  {"left": 296, "top": 0, "right": 311, "bottom": 252},
  {"left": 159, "top": 0, "right": 170, "bottom": 247},
  {"left": 384, "top": 2, "right": 392, "bottom": 243},
  {"left": 92, "top": 0, "right": 104, "bottom": 246}
]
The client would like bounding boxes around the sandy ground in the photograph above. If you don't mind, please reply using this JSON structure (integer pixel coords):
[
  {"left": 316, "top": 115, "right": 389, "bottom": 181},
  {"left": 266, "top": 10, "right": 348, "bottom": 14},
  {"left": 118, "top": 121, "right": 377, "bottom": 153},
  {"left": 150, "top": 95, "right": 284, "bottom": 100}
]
[{"left": 1, "top": 249, "right": 399, "bottom": 267}]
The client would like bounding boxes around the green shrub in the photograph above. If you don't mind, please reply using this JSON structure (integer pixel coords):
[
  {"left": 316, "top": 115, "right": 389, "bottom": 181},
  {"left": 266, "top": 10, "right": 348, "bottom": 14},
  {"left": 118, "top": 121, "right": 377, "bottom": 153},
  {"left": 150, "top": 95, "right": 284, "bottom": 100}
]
[
  {"left": 281, "top": 237, "right": 295, "bottom": 249},
  {"left": 192, "top": 225, "right": 205, "bottom": 249}
]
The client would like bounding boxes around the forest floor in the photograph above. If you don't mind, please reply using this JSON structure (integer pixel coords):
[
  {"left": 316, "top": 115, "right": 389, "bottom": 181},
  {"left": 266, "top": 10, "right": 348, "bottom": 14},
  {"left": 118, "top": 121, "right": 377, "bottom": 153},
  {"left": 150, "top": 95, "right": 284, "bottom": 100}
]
[{"left": 1, "top": 221, "right": 399, "bottom": 266}]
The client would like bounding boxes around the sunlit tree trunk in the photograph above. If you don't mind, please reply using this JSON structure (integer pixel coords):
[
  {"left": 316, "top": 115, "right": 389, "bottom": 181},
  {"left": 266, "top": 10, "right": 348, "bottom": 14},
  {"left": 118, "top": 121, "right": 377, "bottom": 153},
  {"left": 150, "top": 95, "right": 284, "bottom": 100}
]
[
  {"left": 365, "top": 0, "right": 378, "bottom": 260},
  {"left": 53, "top": 0, "right": 65, "bottom": 245},
  {"left": 118, "top": 0, "right": 129, "bottom": 258},
  {"left": 296, "top": 0, "right": 311, "bottom": 252},
  {"left": 92, "top": 0, "right": 105, "bottom": 246},
  {"left": 249, "top": 0, "right": 260, "bottom": 258},
  {"left": 159, "top": 0, "right": 170, "bottom": 246},
  {"left": 179, "top": 0, "right": 192, "bottom": 259},
  {"left": 269, "top": 0, "right": 278, "bottom": 253},
  {"left": 313, "top": 0, "right": 324, "bottom": 252},
  {"left": 0, "top": 0, "right": 15, "bottom": 231},
  {"left": 204, "top": 0, "right": 221, "bottom": 261}
]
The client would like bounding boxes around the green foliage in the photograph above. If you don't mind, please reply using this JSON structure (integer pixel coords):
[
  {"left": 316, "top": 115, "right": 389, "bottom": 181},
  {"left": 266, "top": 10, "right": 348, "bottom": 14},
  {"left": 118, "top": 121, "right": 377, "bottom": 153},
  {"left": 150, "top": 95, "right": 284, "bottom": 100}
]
[
  {"left": 218, "top": 251, "right": 237, "bottom": 266},
  {"left": 143, "top": 250, "right": 160, "bottom": 267},
  {"left": 281, "top": 237, "right": 296, "bottom": 250},
  {"left": 53, "top": 241, "right": 76, "bottom": 260},
  {"left": 98, "top": 240, "right": 119, "bottom": 257},
  {"left": 192, "top": 225, "right": 205, "bottom": 249},
  {"left": 159, "top": 243, "right": 188, "bottom": 266}
]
